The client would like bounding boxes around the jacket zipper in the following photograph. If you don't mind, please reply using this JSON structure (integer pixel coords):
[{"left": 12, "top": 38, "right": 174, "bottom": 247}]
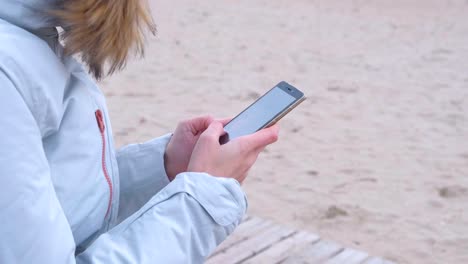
[{"left": 95, "top": 110, "right": 113, "bottom": 219}]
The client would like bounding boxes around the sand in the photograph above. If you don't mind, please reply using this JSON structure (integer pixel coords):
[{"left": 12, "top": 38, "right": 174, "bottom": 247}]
[{"left": 100, "top": 0, "right": 468, "bottom": 263}]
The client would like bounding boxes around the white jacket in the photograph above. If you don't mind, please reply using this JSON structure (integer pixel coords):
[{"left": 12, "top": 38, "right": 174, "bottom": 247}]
[{"left": 0, "top": 0, "right": 247, "bottom": 263}]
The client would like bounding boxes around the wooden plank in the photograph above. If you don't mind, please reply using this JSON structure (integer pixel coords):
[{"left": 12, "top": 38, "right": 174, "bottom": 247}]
[
  {"left": 210, "top": 217, "right": 266, "bottom": 255},
  {"left": 324, "top": 248, "right": 369, "bottom": 264},
  {"left": 281, "top": 240, "right": 344, "bottom": 264},
  {"left": 364, "top": 257, "right": 397, "bottom": 264},
  {"left": 235, "top": 217, "right": 263, "bottom": 234},
  {"left": 245, "top": 231, "right": 320, "bottom": 264},
  {"left": 207, "top": 224, "right": 295, "bottom": 264},
  {"left": 208, "top": 217, "right": 273, "bottom": 258},
  {"left": 207, "top": 215, "right": 396, "bottom": 264}
]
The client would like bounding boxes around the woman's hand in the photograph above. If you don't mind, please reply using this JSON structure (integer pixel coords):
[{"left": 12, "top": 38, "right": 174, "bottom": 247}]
[
  {"left": 187, "top": 122, "right": 279, "bottom": 183},
  {"left": 164, "top": 116, "right": 216, "bottom": 181}
]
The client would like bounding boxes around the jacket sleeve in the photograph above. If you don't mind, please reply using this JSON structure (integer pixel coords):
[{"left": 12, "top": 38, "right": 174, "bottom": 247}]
[
  {"left": 115, "top": 134, "right": 173, "bottom": 221},
  {"left": 77, "top": 173, "right": 247, "bottom": 263},
  {"left": 0, "top": 71, "right": 247, "bottom": 263}
]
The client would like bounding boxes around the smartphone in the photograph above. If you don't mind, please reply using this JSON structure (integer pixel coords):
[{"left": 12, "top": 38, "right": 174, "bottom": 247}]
[{"left": 220, "top": 81, "right": 305, "bottom": 144}]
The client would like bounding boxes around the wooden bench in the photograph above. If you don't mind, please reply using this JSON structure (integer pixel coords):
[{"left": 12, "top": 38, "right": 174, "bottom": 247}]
[{"left": 206, "top": 216, "right": 396, "bottom": 264}]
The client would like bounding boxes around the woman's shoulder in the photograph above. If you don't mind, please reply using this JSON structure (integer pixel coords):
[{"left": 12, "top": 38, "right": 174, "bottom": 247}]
[
  {"left": 0, "top": 19, "right": 68, "bottom": 81},
  {"left": 0, "top": 20, "right": 72, "bottom": 137}
]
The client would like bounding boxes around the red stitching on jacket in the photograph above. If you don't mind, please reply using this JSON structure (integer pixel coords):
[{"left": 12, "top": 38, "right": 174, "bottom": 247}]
[{"left": 95, "top": 110, "right": 113, "bottom": 219}]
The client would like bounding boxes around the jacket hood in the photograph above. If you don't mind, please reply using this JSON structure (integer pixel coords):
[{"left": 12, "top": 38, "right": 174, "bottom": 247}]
[
  {"left": 0, "top": 0, "right": 61, "bottom": 32},
  {"left": 1, "top": 0, "right": 156, "bottom": 80}
]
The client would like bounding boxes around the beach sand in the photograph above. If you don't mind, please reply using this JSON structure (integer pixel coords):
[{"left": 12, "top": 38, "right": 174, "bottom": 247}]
[{"left": 101, "top": 0, "right": 468, "bottom": 263}]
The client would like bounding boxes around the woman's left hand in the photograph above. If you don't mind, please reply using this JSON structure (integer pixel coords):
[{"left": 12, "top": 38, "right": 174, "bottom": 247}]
[{"left": 164, "top": 116, "right": 229, "bottom": 181}]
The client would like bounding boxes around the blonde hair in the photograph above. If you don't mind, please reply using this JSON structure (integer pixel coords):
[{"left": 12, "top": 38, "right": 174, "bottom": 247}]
[{"left": 53, "top": 0, "right": 155, "bottom": 80}]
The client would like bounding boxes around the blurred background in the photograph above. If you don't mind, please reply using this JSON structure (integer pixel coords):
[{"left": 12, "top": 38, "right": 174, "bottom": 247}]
[{"left": 101, "top": 0, "right": 468, "bottom": 263}]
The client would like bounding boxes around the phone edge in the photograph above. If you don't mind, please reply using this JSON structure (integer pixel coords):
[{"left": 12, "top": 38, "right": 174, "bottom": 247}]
[{"left": 262, "top": 96, "right": 306, "bottom": 129}]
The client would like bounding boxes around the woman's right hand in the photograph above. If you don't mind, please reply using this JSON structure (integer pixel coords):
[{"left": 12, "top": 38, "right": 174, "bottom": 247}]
[{"left": 187, "top": 122, "right": 279, "bottom": 183}]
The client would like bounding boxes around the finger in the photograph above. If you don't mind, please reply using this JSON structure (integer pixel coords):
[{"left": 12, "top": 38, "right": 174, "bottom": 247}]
[
  {"left": 200, "top": 121, "right": 225, "bottom": 141},
  {"left": 216, "top": 117, "right": 232, "bottom": 126},
  {"left": 188, "top": 115, "right": 214, "bottom": 134},
  {"left": 242, "top": 124, "right": 279, "bottom": 150}
]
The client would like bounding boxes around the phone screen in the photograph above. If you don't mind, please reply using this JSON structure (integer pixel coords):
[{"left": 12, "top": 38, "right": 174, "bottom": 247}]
[{"left": 221, "top": 86, "right": 298, "bottom": 143}]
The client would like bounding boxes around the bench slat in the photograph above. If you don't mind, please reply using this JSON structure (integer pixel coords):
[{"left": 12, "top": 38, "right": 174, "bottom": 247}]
[
  {"left": 281, "top": 240, "right": 344, "bottom": 263},
  {"left": 325, "top": 248, "right": 369, "bottom": 264},
  {"left": 209, "top": 217, "right": 271, "bottom": 258},
  {"left": 245, "top": 231, "right": 320, "bottom": 264},
  {"left": 364, "top": 257, "right": 397, "bottom": 264},
  {"left": 207, "top": 224, "right": 294, "bottom": 264}
]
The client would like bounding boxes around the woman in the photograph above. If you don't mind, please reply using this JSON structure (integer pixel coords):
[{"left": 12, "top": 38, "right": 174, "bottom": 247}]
[{"left": 0, "top": 0, "right": 279, "bottom": 263}]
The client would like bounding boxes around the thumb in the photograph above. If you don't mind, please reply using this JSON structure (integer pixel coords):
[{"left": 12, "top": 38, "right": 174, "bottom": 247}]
[
  {"left": 216, "top": 117, "right": 232, "bottom": 126},
  {"left": 244, "top": 124, "right": 279, "bottom": 150}
]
